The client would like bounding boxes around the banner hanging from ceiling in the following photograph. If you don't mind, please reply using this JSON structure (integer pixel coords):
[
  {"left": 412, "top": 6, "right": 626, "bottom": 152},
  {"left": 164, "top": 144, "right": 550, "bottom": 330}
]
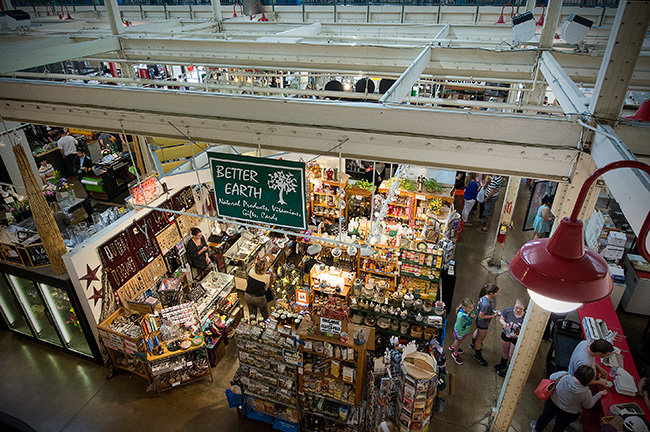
[{"left": 208, "top": 152, "right": 307, "bottom": 230}]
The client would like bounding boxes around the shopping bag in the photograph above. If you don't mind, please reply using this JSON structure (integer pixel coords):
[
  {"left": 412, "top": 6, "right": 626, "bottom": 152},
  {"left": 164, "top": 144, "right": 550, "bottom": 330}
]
[
  {"left": 534, "top": 378, "right": 557, "bottom": 401},
  {"left": 477, "top": 187, "right": 486, "bottom": 203},
  {"left": 534, "top": 373, "right": 567, "bottom": 401}
]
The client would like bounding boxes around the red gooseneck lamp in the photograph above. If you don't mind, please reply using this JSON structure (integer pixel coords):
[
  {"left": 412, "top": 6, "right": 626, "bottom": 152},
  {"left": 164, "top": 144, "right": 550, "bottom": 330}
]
[{"left": 509, "top": 160, "right": 650, "bottom": 313}]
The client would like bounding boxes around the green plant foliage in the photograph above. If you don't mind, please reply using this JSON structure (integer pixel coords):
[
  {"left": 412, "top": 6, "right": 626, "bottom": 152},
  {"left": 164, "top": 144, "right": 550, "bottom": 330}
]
[
  {"left": 400, "top": 179, "right": 417, "bottom": 191},
  {"left": 355, "top": 179, "right": 374, "bottom": 192},
  {"left": 423, "top": 178, "right": 442, "bottom": 192}
]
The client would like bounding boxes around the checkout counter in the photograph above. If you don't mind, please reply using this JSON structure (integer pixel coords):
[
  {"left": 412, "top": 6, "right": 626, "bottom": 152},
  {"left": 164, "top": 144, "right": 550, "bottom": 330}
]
[{"left": 81, "top": 152, "right": 135, "bottom": 201}]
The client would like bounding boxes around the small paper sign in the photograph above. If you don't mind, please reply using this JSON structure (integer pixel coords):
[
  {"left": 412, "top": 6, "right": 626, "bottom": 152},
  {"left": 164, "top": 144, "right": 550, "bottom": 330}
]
[{"left": 320, "top": 317, "right": 342, "bottom": 335}]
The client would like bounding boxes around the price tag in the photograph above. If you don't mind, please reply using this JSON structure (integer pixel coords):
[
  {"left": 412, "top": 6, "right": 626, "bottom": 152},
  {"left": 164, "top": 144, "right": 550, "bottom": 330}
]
[
  {"left": 415, "top": 195, "right": 426, "bottom": 201},
  {"left": 187, "top": 361, "right": 192, "bottom": 366},
  {"left": 174, "top": 366, "right": 183, "bottom": 371},
  {"left": 172, "top": 382, "right": 180, "bottom": 387}
]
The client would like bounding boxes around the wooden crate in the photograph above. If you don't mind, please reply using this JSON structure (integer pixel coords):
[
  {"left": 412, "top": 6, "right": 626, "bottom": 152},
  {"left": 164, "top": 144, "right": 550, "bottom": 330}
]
[{"left": 97, "top": 307, "right": 145, "bottom": 356}]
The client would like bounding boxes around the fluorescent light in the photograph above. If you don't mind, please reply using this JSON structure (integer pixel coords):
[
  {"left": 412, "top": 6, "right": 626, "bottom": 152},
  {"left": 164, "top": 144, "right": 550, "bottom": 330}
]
[
  {"left": 0, "top": 292, "right": 16, "bottom": 324},
  {"left": 39, "top": 284, "right": 71, "bottom": 344},
  {"left": 10, "top": 276, "right": 41, "bottom": 333}
]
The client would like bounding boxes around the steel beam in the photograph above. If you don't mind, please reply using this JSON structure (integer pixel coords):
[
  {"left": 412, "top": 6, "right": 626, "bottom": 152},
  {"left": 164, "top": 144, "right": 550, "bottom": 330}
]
[
  {"left": 257, "top": 22, "right": 322, "bottom": 42},
  {"left": 589, "top": 1, "right": 650, "bottom": 126},
  {"left": 0, "top": 36, "right": 120, "bottom": 75},
  {"left": 539, "top": 51, "right": 589, "bottom": 115},
  {"left": 380, "top": 45, "right": 432, "bottom": 103},
  {"left": 0, "top": 79, "right": 580, "bottom": 180}
]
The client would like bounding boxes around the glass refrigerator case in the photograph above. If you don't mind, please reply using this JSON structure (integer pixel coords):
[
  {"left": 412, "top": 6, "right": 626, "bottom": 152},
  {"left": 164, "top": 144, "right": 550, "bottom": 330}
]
[{"left": 0, "top": 263, "right": 100, "bottom": 361}]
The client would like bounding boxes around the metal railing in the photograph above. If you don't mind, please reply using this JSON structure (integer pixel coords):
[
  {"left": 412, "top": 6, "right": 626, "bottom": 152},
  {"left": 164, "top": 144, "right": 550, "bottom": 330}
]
[{"left": 9, "top": 0, "right": 619, "bottom": 8}]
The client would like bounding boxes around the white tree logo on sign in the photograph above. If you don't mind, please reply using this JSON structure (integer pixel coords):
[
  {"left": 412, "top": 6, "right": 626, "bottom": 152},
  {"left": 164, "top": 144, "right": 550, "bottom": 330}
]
[{"left": 268, "top": 170, "right": 298, "bottom": 205}]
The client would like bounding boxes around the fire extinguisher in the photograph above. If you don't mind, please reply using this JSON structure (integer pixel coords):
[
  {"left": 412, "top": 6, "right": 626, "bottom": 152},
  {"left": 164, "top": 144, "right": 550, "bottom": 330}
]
[{"left": 497, "top": 223, "right": 508, "bottom": 243}]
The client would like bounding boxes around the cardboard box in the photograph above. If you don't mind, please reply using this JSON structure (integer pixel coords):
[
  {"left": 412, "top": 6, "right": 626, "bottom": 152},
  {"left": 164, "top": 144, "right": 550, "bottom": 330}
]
[
  {"left": 604, "top": 245, "right": 624, "bottom": 261},
  {"left": 607, "top": 231, "right": 626, "bottom": 247}
]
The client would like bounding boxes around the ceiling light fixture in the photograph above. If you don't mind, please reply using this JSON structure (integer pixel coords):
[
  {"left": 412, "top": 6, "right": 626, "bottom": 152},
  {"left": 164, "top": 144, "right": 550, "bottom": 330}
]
[{"left": 509, "top": 160, "right": 650, "bottom": 312}]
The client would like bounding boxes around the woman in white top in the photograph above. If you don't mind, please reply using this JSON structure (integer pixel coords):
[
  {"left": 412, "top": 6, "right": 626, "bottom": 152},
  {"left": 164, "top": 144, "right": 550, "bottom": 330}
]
[{"left": 531, "top": 365, "right": 606, "bottom": 432}]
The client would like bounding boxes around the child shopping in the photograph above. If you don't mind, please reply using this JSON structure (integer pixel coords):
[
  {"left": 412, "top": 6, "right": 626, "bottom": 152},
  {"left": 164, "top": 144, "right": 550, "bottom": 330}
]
[{"left": 449, "top": 298, "right": 475, "bottom": 365}]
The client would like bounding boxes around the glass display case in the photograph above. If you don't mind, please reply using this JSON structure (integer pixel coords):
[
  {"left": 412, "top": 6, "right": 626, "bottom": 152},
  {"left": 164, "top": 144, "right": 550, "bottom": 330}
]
[
  {"left": 0, "top": 262, "right": 100, "bottom": 361},
  {"left": 223, "top": 231, "right": 264, "bottom": 280}
]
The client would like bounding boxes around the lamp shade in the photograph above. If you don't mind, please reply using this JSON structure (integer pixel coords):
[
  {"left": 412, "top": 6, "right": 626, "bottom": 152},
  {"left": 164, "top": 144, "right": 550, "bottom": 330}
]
[{"left": 509, "top": 217, "right": 612, "bottom": 312}]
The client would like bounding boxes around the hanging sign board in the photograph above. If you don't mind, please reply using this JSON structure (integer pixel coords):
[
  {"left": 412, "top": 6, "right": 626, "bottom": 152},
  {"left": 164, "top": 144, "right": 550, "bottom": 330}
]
[
  {"left": 208, "top": 152, "right": 307, "bottom": 230},
  {"left": 320, "top": 317, "right": 342, "bottom": 335}
]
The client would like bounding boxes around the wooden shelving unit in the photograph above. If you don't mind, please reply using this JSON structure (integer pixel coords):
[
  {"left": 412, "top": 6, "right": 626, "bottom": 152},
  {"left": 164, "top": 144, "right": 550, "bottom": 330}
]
[{"left": 310, "top": 175, "right": 349, "bottom": 223}]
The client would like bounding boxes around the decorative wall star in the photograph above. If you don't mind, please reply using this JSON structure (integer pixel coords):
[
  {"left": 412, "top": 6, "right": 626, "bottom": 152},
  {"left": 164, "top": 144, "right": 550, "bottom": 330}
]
[
  {"left": 79, "top": 264, "right": 101, "bottom": 289},
  {"left": 88, "top": 287, "right": 103, "bottom": 307}
]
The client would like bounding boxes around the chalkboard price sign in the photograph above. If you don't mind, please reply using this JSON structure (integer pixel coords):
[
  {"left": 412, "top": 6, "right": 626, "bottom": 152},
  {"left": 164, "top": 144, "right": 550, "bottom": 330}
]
[
  {"left": 209, "top": 152, "right": 307, "bottom": 230},
  {"left": 26, "top": 244, "right": 50, "bottom": 267}
]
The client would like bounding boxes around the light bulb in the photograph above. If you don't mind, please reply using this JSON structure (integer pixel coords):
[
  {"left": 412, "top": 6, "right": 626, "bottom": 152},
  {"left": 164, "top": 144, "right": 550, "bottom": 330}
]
[{"left": 528, "top": 290, "right": 582, "bottom": 313}]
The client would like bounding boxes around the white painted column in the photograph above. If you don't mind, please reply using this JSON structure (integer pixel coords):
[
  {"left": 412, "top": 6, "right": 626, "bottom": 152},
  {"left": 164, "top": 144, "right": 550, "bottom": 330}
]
[{"left": 488, "top": 176, "right": 520, "bottom": 267}]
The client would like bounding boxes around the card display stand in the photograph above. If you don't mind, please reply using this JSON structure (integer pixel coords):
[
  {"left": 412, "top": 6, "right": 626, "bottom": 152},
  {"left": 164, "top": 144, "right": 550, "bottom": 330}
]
[
  {"left": 398, "top": 352, "right": 438, "bottom": 432},
  {"left": 235, "top": 321, "right": 301, "bottom": 426}
]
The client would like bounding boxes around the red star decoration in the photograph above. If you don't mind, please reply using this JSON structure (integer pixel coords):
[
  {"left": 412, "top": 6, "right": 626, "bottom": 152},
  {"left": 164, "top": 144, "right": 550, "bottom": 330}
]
[
  {"left": 88, "top": 287, "right": 103, "bottom": 307},
  {"left": 79, "top": 264, "right": 101, "bottom": 289}
]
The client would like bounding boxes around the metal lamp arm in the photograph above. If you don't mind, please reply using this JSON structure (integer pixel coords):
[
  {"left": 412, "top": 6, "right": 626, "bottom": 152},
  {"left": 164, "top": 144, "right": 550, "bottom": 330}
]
[{"left": 569, "top": 160, "right": 650, "bottom": 261}]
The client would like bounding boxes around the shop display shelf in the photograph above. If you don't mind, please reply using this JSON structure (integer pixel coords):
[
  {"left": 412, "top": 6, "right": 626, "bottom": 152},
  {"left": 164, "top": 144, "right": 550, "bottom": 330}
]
[
  {"left": 385, "top": 214, "right": 409, "bottom": 220},
  {"left": 302, "top": 408, "right": 359, "bottom": 426},
  {"left": 303, "top": 390, "right": 354, "bottom": 407},
  {"left": 399, "top": 258, "right": 441, "bottom": 268},
  {"left": 244, "top": 390, "right": 297, "bottom": 409},
  {"left": 360, "top": 256, "right": 398, "bottom": 264},
  {"left": 243, "top": 363, "right": 297, "bottom": 380},
  {"left": 349, "top": 306, "right": 444, "bottom": 328},
  {"left": 399, "top": 271, "right": 439, "bottom": 281},
  {"left": 236, "top": 335, "right": 288, "bottom": 353},
  {"left": 313, "top": 203, "right": 340, "bottom": 209},
  {"left": 313, "top": 192, "right": 339, "bottom": 197},
  {"left": 114, "top": 362, "right": 150, "bottom": 379},
  {"left": 156, "top": 369, "right": 211, "bottom": 392},
  {"left": 373, "top": 327, "right": 430, "bottom": 341},
  {"left": 245, "top": 375, "right": 295, "bottom": 393},
  {"left": 313, "top": 212, "right": 341, "bottom": 217},
  {"left": 302, "top": 369, "right": 356, "bottom": 385},
  {"left": 400, "top": 246, "right": 442, "bottom": 255},
  {"left": 312, "top": 286, "right": 349, "bottom": 297},
  {"left": 304, "top": 350, "right": 357, "bottom": 365},
  {"left": 273, "top": 417, "right": 300, "bottom": 432},
  {"left": 390, "top": 202, "right": 410, "bottom": 208},
  {"left": 360, "top": 268, "right": 397, "bottom": 277}
]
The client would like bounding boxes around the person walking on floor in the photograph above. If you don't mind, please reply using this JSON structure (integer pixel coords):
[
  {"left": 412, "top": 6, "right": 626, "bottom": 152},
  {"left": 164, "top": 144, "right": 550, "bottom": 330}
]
[
  {"left": 494, "top": 298, "right": 527, "bottom": 377},
  {"left": 481, "top": 174, "right": 505, "bottom": 232},
  {"left": 532, "top": 194, "right": 555, "bottom": 239},
  {"left": 461, "top": 173, "right": 479, "bottom": 227},
  {"left": 531, "top": 365, "right": 606, "bottom": 432},
  {"left": 449, "top": 297, "right": 475, "bottom": 365},
  {"left": 470, "top": 284, "right": 500, "bottom": 366},
  {"left": 245, "top": 260, "right": 273, "bottom": 320}
]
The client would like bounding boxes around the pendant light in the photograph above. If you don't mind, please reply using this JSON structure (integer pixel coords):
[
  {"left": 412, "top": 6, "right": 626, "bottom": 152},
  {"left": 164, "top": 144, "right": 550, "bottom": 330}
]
[{"left": 509, "top": 161, "right": 650, "bottom": 312}]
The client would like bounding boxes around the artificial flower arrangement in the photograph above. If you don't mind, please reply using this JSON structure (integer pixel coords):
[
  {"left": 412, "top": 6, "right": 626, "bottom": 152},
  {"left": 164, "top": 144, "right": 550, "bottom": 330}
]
[
  {"left": 10, "top": 199, "right": 30, "bottom": 218},
  {"left": 307, "top": 161, "right": 321, "bottom": 178},
  {"left": 57, "top": 178, "right": 73, "bottom": 192}
]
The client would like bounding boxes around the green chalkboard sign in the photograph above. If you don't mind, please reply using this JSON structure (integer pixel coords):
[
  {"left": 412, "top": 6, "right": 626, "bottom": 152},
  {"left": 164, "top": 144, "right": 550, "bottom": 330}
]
[{"left": 208, "top": 152, "right": 307, "bottom": 230}]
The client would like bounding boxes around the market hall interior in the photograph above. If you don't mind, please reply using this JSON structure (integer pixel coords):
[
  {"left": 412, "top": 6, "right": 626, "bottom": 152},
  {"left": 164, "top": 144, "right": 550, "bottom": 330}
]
[{"left": 0, "top": 180, "right": 647, "bottom": 432}]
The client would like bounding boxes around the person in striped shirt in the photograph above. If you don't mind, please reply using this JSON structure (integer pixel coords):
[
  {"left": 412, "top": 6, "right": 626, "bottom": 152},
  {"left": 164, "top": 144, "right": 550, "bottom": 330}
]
[{"left": 482, "top": 175, "right": 504, "bottom": 232}]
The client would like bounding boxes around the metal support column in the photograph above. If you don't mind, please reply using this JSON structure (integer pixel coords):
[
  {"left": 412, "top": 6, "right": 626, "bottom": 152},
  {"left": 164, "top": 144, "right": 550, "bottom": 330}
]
[
  {"left": 488, "top": 176, "right": 520, "bottom": 267},
  {"left": 104, "top": 0, "right": 123, "bottom": 36},
  {"left": 490, "top": 302, "right": 551, "bottom": 432},
  {"left": 210, "top": 0, "right": 223, "bottom": 23},
  {"left": 588, "top": 1, "right": 650, "bottom": 127},
  {"left": 538, "top": 0, "right": 563, "bottom": 49}
]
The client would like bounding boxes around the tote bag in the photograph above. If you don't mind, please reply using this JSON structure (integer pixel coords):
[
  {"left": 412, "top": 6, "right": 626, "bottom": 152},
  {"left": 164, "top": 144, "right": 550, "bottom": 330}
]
[
  {"left": 534, "top": 373, "right": 567, "bottom": 401},
  {"left": 477, "top": 187, "right": 486, "bottom": 203}
]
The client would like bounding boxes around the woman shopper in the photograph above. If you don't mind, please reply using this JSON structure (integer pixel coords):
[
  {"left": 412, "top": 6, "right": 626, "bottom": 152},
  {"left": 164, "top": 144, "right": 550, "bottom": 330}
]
[
  {"left": 494, "top": 299, "right": 527, "bottom": 377},
  {"left": 461, "top": 173, "right": 479, "bottom": 226},
  {"left": 245, "top": 260, "right": 272, "bottom": 320},
  {"left": 186, "top": 227, "right": 215, "bottom": 272},
  {"left": 532, "top": 194, "right": 555, "bottom": 239},
  {"left": 531, "top": 365, "right": 606, "bottom": 432},
  {"left": 449, "top": 298, "right": 476, "bottom": 365},
  {"left": 470, "top": 284, "right": 499, "bottom": 366}
]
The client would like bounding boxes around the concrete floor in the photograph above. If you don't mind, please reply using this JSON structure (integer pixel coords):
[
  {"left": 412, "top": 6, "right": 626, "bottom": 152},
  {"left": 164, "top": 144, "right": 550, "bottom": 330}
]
[{"left": 0, "top": 179, "right": 647, "bottom": 432}]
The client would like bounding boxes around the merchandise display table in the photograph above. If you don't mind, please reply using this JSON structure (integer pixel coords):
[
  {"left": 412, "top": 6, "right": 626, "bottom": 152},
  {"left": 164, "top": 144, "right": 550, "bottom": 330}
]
[{"left": 577, "top": 298, "right": 650, "bottom": 426}]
